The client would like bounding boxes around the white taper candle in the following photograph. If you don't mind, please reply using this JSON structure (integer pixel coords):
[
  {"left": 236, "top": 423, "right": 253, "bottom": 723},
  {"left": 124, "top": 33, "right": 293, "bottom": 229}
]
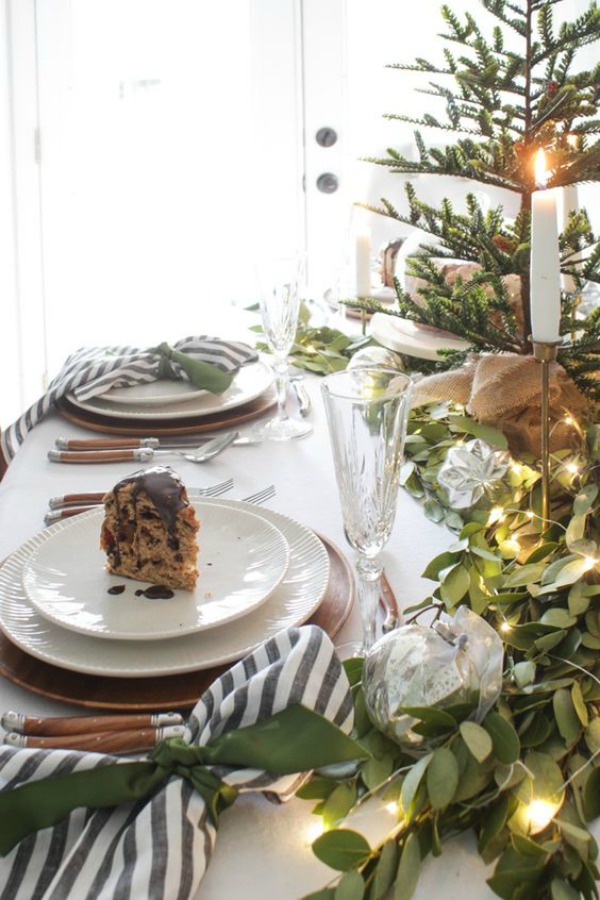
[
  {"left": 355, "top": 225, "right": 372, "bottom": 298},
  {"left": 530, "top": 150, "right": 561, "bottom": 343}
]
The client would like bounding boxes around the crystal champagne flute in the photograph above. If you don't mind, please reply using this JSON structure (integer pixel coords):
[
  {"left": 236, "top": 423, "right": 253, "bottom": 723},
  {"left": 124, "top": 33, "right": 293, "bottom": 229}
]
[
  {"left": 255, "top": 255, "right": 313, "bottom": 441},
  {"left": 321, "top": 367, "right": 414, "bottom": 656}
]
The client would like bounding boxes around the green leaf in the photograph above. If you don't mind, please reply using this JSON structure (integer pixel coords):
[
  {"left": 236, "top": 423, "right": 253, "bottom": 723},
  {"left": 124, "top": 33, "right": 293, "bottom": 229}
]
[
  {"left": 503, "top": 564, "right": 546, "bottom": 588},
  {"left": 573, "top": 484, "right": 598, "bottom": 515},
  {"left": 448, "top": 415, "right": 508, "bottom": 448},
  {"left": 479, "top": 795, "right": 511, "bottom": 854},
  {"left": 426, "top": 747, "right": 459, "bottom": 810},
  {"left": 538, "top": 559, "right": 592, "bottom": 593},
  {"left": 334, "top": 868, "right": 364, "bottom": 900},
  {"left": 550, "top": 879, "right": 581, "bottom": 900},
  {"left": 487, "top": 846, "right": 546, "bottom": 898},
  {"left": 371, "top": 840, "right": 399, "bottom": 900},
  {"left": 539, "top": 609, "right": 577, "bottom": 628},
  {"left": 584, "top": 717, "right": 600, "bottom": 754},
  {"left": 424, "top": 497, "right": 445, "bottom": 523},
  {"left": 322, "top": 783, "right": 358, "bottom": 828},
  {"left": 400, "top": 753, "right": 433, "bottom": 816},
  {"left": 484, "top": 711, "right": 520, "bottom": 764},
  {"left": 514, "top": 752, "right": 565, "bottom": 807},
  {"left": 361, "top": 755, "right": 394, "bottom": 792},
  {"left": 552, "top": 690, "right": 582, "bottom": 747},
  {"left": 555, "top": 818, "right": 591, "bottom": 845},
  {"left": 534, "top": 630, "right": 568, "bottom": 652},
  {"left": 422, "top": 551, "right": 459, "bottom": 581},
  {"left": 571, "top": 682, "right": 589, "bottom": 727},
  {"left": 565, "top": 514, "right": 586, "bottom": 550},
  {"left": 581, "top": 632, "right": 600, "bottom": 649},
  {"left": 439, "top": 563, "right": 470, "bottom": 606},
  {"left": 459, "top": 721, "right": 494, "bottom": 762},
  {"left": 312, "top": 829, "right": 372, "bottom": 872},
  {"left": 583, "top": 768, "right": 600, "bottom": 821},
  {"left": 343, "top": 658, "right": 364, "bottom": 687},
  {"left": 567, "top": 581, "right": 591, "bottom": 616},
  {"left": 399, "top": 706, "right": 457, "bottom": 729},
  {"left": 394, "top": 833, "right": 421, "bottom": 900},
  {"left": 296, "top": 777, "right": 339, "bottom": 801},
  {"left": 513, "top": 661, "right": 536, "bottom": 688}
]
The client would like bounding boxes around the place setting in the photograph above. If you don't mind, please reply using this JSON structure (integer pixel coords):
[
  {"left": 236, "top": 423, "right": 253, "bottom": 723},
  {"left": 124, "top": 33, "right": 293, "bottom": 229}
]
[
  {"left": 54, "top": 339, "right": 279, "bottom": 438},
  {"left": 0, "top": 477, "right": 355, "bottom": 710}
]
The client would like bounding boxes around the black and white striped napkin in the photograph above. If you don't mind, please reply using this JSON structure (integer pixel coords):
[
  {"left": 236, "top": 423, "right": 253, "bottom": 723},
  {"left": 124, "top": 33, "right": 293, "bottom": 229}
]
[
  {"left": 0, "top": 336, "right": 258, "bottom": 462},
  {"left": 0, "top": 626, "right": 354, "bottom": 900}
]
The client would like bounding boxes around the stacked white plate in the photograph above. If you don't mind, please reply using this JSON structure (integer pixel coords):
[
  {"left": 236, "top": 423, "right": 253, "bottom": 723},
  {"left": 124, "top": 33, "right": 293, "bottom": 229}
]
[
  {"left": 65, "top": 360, "right": 274, "bottom": 421},
  {"left": 0, "top": 499, "right": 330, "bottom": 678}
]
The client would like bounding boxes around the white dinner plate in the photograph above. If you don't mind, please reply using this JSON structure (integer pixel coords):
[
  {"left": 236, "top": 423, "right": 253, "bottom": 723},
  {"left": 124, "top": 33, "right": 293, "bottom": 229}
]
[
  {"left": 101, "top": 380, "right": 209, "bottom": 406},
  {"left": 0, "top": 500, "right": 330, "bottom": 677},
  {"left": 65, "top": 360, "right": 274, "bottom": 420},
  {"left": 20, "top": 503, "right": 289, "bottom": 641},
  {"left": 370, "top": 312, "right": 470, "bottom": 361}
]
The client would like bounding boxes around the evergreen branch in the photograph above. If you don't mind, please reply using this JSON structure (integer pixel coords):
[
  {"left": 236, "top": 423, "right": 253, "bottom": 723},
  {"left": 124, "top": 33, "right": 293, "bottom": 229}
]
[
  {"left": 531, "top": 7, "right": 600, "bottom": 65},
  {"left": 386, "top": 62, "right": 453, "bottom": 75},
  {"left": 481, "top": 0, "right": 528, "bottom": 36},
  {"left": 382, "top": 113, "right": 481, "bottom": 135}
]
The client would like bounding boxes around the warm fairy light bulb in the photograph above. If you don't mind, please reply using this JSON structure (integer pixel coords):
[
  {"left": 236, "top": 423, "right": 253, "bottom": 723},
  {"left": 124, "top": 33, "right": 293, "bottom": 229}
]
[
  {"left": 526, "top": 510, "right": 535, "bottom": 519},
  {"left": 564, "top": 414, "right": 574, "bottom": 426},
  {"left": 502, "top": 538, "right": 521, "bottom": 557},
  {"left": 526, "top": 799, "right": 558, "bottom": 832},
  {"left": 385, "top": 801, "right": 399, "bottom": 816},
  {"left": 305, "top": 818, "right": 326, "bottom": 844},
  {"left": 565, "top": 461, "right": 580, "bottom": 476},
  {"left": 582, "top": 557, "right": 597, "bottom": 572},
  {"left": 488, "top": 506, "right": 505, "bottom": 525},
  {"left": 510, "top": 462, "right": 523, "bottom": 476},
  {"left": 500, "top": 622, "right": 512, "bottom": 633}
]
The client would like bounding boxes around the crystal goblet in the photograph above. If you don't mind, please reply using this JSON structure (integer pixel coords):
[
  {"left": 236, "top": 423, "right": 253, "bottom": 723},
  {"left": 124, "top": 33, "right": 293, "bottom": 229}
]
[
  {"left": 255, "top": 255, "right": 313, "bottom": 441},
  {"left": 321, "top": 367, "right": 414, "bottom": 656}
]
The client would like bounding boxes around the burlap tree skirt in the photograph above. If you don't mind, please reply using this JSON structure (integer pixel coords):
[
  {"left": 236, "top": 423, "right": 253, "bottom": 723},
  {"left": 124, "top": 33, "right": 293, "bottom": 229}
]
[{"left": 412, "top": 353, "right": 589, "bottom": 457}]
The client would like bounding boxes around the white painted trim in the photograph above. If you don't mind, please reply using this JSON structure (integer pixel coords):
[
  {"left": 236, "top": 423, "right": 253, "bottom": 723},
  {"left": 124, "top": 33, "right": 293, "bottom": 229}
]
[{"left": 3, "top": 0, "right": 46, "bottom": 420}]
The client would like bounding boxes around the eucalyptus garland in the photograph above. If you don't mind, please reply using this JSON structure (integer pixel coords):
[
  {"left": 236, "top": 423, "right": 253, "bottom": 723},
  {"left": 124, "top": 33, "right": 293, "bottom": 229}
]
[{"left": 298, "top": 403, "right": 600, "bottom": 900}]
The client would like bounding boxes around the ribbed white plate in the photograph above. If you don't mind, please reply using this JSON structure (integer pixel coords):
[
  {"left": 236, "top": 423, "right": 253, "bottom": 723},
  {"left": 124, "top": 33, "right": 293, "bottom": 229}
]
[
  {"left": 66, "top": 360, "right": 273, "bottom": 420},
  {"left": 0, "top": 500, "right": 330, "bottom": 677},
  {"left": 21, "top": 503, "right": 289, "bottom": 640}
]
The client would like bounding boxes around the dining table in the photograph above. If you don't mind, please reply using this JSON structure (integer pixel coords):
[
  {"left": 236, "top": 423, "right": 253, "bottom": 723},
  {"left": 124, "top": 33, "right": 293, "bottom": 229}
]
[{"left": 0, "top": 308, "right": 575, "bottom": 900}]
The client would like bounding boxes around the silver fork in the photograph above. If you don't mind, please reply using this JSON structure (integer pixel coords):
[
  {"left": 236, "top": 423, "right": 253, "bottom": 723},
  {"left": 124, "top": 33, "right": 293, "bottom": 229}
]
[
  {"left": 188, "top": 478, "right": 235, "bottom": 499},
  {"left": 242, "top": 485, "right": 276, "bottom": 505},
  {"left": 44, "top": 477, "right": 236, "bottom": 525}
]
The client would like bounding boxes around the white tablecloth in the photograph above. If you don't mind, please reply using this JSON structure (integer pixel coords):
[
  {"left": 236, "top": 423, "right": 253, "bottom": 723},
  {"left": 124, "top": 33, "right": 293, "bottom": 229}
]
[{"left": 0, "top": 315, "right": 508, "bottom": 898}]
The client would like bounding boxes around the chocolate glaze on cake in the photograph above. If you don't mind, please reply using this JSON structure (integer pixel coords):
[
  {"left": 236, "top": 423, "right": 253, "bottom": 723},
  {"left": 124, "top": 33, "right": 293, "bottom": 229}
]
[{"left": 109, "top": 467, "right": 188, "bottom": 563}]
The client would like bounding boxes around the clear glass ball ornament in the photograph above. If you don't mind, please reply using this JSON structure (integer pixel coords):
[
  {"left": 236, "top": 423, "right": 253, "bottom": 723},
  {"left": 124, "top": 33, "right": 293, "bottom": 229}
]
[{"left": 347, "top": 346, "right": 404, "bottom": 371}]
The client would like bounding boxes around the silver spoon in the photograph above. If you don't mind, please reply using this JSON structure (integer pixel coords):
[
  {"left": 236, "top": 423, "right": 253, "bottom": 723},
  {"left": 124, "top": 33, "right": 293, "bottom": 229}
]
[{"left": 152, "top": 431, "right": 239, "bottom": 463}]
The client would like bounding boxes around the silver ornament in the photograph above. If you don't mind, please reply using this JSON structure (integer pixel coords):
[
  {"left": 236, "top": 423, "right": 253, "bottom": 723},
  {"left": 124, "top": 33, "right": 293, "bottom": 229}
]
[
  {"left": 362, "top": 607, "right": 504, "bottom": 749},
  {"left": 437, "top": 438, "right": 510, "bottom": 509}
]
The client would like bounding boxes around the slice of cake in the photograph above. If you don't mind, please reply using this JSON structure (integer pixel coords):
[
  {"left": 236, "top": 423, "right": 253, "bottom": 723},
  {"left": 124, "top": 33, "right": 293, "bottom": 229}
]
[{"left": 100, "top": 466, "right": 200, "bottom": 591}]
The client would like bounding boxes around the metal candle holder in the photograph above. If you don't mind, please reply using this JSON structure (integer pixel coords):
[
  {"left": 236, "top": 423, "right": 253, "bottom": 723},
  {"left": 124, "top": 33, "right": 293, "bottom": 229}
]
[{"left": 532, "top": 340, "right": 560, "bottom": 522}]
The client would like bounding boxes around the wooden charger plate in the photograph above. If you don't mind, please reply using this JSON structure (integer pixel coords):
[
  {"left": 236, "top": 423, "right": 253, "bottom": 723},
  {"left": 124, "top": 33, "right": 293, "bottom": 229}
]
[
  {"left": 0, "top": 536, "right": 354, "bottom": 712},
  {"left": 56, "top": 388, "right": 276, "bottom": 437}
]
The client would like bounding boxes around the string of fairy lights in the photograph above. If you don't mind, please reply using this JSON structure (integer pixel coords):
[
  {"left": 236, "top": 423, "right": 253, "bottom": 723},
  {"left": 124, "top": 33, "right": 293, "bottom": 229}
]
[{"left": 298, "top": 406, "right": 599, "bottom": 873}]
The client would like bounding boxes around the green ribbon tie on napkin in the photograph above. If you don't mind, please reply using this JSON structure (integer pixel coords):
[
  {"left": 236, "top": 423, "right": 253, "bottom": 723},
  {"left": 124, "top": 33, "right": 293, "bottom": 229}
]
[
  {"left": 155, "top": 342, "right": 234, "bottom": 395},
  {"left": 0, "top": 704, "right": 368, "bottom": 856}
]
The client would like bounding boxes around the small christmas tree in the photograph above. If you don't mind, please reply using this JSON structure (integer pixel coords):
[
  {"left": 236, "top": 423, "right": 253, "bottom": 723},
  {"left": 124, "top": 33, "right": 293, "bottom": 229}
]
[{"left": 361, "top": 0, "right": 600, "bottom": 400}]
